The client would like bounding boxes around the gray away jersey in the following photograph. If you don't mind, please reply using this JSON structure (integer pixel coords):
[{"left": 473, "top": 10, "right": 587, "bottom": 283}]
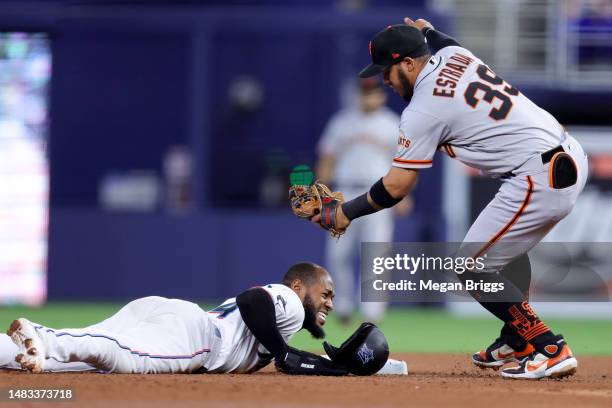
[{"left": 393, "top": 46, "right": 566, "bottom": 176}]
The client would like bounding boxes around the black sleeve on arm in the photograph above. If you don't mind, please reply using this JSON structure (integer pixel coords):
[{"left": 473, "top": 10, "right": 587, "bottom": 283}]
[
  {"left": 236, "top": 287, "right": 348, "bottom": 376},
  {"left": 236, "top": 287, "right": 287, "bottom": 357},
  {"left": 276, "top": 346, "right": 348, "bottom": 376},
  {"left": 341, "top": 193, "right": 379, "bottom": 221},
  {"left": 422, "top": 27, "right": 461, "bottom": 53}
]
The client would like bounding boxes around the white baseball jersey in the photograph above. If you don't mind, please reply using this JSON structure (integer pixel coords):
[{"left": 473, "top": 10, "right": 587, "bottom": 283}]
[
  {"left": 205, "top": 283, "right": 304, "bottom": 373},
  {"left": 318, "top": 107, "right": 399, "bottom": 187},
  {"left": 0, "top": 287, "right": 304, "bottom": 374},
  {"left": 393, "top": 46, "right": 566, "bottom": 177}
]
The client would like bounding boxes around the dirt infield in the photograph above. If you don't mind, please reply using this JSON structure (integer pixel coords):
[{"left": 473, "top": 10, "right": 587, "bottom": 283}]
[{"left": 1, "top": 353, "right": 611, "bottom": 408}]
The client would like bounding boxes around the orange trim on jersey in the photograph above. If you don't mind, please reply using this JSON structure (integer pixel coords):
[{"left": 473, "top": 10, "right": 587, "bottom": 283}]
[
  {"left": 393, "top": 158, "right": 433, "bottom": 165},
  {"left": 442, "top": 144, "right": 456, "bottom": 158},
  {"left": 548, "top": 152, "right": 561, "bottom": 188},
  {"left": 548, "top": 151, "right": 568, "bottom": 188},
  {"left": 474, "top": 175, "right": 534, "bottom": 259}
]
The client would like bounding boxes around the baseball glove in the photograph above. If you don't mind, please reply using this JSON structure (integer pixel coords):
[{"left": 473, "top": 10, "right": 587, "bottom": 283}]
[{"left": 289, "top": 182, "right": 346, "bottom": 238}]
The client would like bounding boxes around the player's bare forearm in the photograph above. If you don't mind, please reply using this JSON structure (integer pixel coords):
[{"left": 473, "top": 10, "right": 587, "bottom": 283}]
[
  {"left": 379, "top": 167, "right": 419, "bottom": 199},
  {"left": 330, "top": 167, "right": 418, "bottom": 230}
]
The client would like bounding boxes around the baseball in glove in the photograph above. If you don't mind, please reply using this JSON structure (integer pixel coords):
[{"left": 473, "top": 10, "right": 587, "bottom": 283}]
[{"left": 288, "top": 165, "right": 346, "bottom": 238}]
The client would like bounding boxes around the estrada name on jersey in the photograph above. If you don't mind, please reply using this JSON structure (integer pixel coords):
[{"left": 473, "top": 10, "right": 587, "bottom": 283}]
[
  {"left": 393, "top": 46, "right": 566, "bottom": 177},
  {"left": 205, "top": 284, "right": 304, "bottom": 373}
]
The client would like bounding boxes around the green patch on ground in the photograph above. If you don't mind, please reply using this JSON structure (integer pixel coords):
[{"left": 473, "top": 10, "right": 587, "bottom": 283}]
[
  {"left": 1, "top": 304, "right": 610, "bottom": 355},
  {"left": 290, "top": 308, "right": 612, "bottom": 356}
]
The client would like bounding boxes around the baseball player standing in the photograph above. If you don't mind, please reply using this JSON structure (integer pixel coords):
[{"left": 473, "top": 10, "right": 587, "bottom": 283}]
[
  {"left": 316, "top": 78, "right": 410, "bottom": 324},
  {"left": 311, "top": 18, "right": 588, "bottom": 380}
]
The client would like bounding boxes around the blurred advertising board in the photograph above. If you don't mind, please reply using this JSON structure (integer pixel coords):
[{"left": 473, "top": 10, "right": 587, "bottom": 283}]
[{"left": 0, "top": 33, "right": 50, "bottom": 305}]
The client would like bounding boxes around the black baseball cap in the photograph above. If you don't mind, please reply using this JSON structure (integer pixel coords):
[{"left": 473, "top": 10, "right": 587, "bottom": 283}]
[{"left": 359, "top": 25, "right": 429, "bottom": 78}]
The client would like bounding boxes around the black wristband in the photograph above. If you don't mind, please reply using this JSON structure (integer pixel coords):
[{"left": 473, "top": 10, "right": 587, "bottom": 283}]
[
  {"left": 421, "top": 28, "right": 461, "bottom": 53},
  {"left": 369, "top": 178, "right": 402, "bottom": 208},
  {"left": 341, "top": 193, "right": 378, "bottom": 221},
  {"left": 421, "top": 27, "right": 433, "bottom": 36},
  {"left": 275, "top": 346, "right": 348, "bottom": 376}
]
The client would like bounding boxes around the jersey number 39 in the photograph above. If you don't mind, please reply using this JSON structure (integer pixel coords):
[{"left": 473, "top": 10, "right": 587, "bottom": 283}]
[{"left": 464, "top": 64, "right": 519, "bottom": 121}]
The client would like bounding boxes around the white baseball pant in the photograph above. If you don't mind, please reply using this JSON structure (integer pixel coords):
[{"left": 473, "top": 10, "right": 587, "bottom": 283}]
[{"left": 1, "top": 296, "right": 219, "bottom": 373}]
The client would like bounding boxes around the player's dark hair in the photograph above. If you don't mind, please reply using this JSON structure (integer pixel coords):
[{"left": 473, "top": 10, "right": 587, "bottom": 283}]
[{"left": 282, "top": 262, "right": 322, "bottom": 287}]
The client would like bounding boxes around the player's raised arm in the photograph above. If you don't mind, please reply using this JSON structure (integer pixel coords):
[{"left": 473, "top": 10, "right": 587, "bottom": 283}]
[
  {"left": 381, "top": 167, "right": 419, "bottom": 199},
  {"left": 404, "top": 17, "right": 461, "bottom": 53},
  {"left": 235, "top": 287, "right": 348, "bottom": 376}
]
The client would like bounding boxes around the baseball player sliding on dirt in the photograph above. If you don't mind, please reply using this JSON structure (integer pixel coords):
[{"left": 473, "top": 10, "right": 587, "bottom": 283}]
[
  {"left": 1, "top": 263, "right": 392, "bottom": 376},
  {"left": 305, "top": 18, "right": 588, "bottom": 380}
]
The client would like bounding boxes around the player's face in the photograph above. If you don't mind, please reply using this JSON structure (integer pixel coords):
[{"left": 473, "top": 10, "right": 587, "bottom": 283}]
[
  {"left": 384, "top": 61, "right": 415, "bottom": 102},
  {"left": 360, "top": 89, "right": 387, "bottom": 113},
  {"left": 299, "top": 269, "right": 334, "bottom": 339},
  {"left": 310, "top": 274, "right": 334, "bottom": 326}
]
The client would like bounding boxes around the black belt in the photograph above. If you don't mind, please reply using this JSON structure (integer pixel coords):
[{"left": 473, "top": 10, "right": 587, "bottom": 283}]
[
  {"left": 541, "top": 145, "right": 565, "bottom": 164},
  {"left": 501, "top": 144, "right": 566, "bottom": 179}
]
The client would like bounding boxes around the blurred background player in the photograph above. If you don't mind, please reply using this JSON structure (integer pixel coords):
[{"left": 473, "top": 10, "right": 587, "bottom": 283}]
[{"left": 316, "top": 78, "right": 412, "bottom": 324}]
